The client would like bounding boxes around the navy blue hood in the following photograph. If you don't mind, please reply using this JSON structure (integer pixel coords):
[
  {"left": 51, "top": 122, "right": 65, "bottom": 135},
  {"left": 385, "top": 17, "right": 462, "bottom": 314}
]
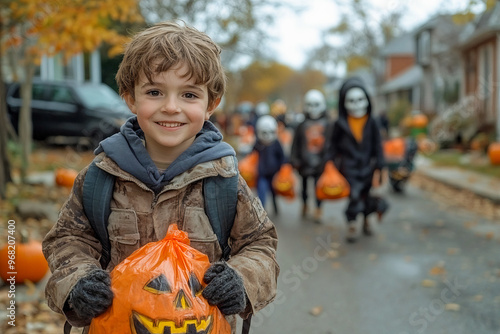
[{"left": 95, "top": 116, "right": 236, "bottom": 192}]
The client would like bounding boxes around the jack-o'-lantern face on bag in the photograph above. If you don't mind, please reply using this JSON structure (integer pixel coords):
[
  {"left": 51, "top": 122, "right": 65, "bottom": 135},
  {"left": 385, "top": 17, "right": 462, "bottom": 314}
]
[{"left": 89, "top": 225, "right": 231, "bottom": 334}]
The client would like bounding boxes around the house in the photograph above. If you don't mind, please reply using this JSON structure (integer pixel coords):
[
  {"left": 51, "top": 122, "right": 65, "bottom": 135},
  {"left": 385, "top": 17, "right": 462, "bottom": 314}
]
[
  {"left": 414, "top": 14, "right": 464, "bottom": 116},
  {"left": 376, "top": 32, "right": 419, "bottom": 115},
  {"left": 458, "top": 2, "right": 500, "bottom": 141}
]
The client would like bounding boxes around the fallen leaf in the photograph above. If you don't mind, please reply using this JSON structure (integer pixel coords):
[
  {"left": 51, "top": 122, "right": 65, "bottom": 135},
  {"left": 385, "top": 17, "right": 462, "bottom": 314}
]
[
  {"left": 331, "top": 262, "right": 341, "bottom": 269},
  {"left": 447, "top": 248, "right": 459, "bottom": 255},
  {"left": 473, "top": 295, "right": 483, "bottom": 302},
  {"left": 485, "top": 232, "right": 494, "bottom": 240},
  {"left": 421, "top": 279, "right": 437, "bottom": 288},
  {"left": 445, "top": 303, "right": 460, "bottom": 311},
  {"left": 429, "top": 266, "right": 446, "bottom": 276},
  {"left": 369, "top": 254, "right": 378, "bottom": 261},
  {"left": 309, "top": 306, "right": 323, "bottom": 316}
]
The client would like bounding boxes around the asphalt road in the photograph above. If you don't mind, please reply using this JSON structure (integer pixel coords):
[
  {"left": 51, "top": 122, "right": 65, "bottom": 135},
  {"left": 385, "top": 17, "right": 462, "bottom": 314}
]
[{"left": 243, "top": 182, "right": 500, "bottom": 334}]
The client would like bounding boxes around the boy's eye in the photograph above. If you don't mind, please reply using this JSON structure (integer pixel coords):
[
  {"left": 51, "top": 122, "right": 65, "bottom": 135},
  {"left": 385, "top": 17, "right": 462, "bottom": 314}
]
[
  {"left": 183, "top": 92, "right": 198, "bottom": 99},
  {"left": 147, "top": 90, "right": 161, "bottom": 97}
]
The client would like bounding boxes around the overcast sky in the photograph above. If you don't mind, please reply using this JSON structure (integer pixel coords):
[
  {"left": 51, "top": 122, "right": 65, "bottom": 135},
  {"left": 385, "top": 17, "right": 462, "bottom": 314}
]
[{"left": 268, "top": 0, "right": 478, "bottom": 69}]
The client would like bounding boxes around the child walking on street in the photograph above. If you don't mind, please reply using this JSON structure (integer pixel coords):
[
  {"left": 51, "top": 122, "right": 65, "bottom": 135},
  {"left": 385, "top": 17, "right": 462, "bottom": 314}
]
[
  {"left": 42, "top": 21, "right": 279, "bottom": 334},
  {"left": 324, "top": 77, "right": 388, "bottom": 242},
  {"left": 290, "top": 89, "right": 329, "bottom": 223},
  {"left": 253, "top": 115, "right": 285, "bottom": 215}
]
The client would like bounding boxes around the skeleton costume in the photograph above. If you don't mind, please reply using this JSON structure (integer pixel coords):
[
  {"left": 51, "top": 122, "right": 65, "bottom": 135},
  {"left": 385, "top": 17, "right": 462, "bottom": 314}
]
[
  {"left": 290, "top": 89, "right": 329, "bottom": 222},
  {"left": 324, "top": 77, "right": 388, "bottom": 242},
  {"left": 253, "top": 115, "right": 285, "bottom": 215}
]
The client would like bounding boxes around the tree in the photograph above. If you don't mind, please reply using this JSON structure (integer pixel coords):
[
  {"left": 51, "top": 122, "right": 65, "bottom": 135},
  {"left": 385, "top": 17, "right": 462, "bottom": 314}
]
[
  {"left": 138, "top": 0, "right": 286, "bottom": 70},
  {"left": 226, "top": 60, "right": 326, "bottom": 113},
  {"left": 452, "top": 0, "right": 497, "bottom": 24},
  {"left": 306, "top": 0, "right": 405, "bottom": 75},
  {"left": 1, "top": 0, "right": 143, "bottom": 184}
]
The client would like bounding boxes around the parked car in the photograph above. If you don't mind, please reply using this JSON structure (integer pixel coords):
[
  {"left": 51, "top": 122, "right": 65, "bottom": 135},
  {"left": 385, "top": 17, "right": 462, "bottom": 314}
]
[{"left": 6, "top": 79, "right": 133, "bottom": 149}]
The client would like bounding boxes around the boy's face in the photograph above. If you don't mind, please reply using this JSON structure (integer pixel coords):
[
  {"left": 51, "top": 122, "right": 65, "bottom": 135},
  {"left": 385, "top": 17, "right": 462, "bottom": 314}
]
[{"left": 125, "top": 63, "right": 219, "bottom": 162}]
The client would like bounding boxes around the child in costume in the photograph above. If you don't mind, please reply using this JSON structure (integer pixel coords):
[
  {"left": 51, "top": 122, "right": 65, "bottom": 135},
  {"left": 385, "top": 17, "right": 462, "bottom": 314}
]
[
  {"left": 42, "top": 21, "right": 279, "bottom": 334},
  {"left": 290, "top": 89, "right": 329, "bottom": 223},
  {"left": 253, "top": 115, "right": 285, "bottom": 215},
  {"left": 324, "top": 77, "right": 388, "bottom": 242}
]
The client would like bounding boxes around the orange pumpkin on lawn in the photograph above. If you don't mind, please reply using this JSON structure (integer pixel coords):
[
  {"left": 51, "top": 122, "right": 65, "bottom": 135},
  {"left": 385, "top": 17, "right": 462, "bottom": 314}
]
[
  {"left": 89, "top": 224, "right": 230, "bottom": 334},
  {"left": 55, "top": 168, "right": 78, "bottom": 188},
  {"left": 488, "top": 142, "right": 500, "bottom": 165},
  {"left": 0, "top": 237, "right": 49, "bottom": 284}
]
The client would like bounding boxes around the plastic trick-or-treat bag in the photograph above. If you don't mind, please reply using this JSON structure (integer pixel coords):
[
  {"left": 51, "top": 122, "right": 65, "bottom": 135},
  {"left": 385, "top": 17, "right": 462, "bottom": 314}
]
[
  {"left": 238, "top": 151, "right": 259, "bottom": 188},
  {"left": 316, "top": 161, "right": 350, "bottom": 200},
  {"left": 272, "top": 163, "right": 296, "bottom": 199},
  {"left": 89, "top": 224, "right": 231, "bottom": 334}
]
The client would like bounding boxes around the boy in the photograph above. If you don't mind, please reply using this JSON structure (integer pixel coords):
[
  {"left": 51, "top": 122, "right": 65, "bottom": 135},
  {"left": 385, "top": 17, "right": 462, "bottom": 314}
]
[
  {"left": 42, "top": 21, "right": 279, "bottom": 333},
  {"left": 324, "top": 77, "right": 388, "bottom": 243}
]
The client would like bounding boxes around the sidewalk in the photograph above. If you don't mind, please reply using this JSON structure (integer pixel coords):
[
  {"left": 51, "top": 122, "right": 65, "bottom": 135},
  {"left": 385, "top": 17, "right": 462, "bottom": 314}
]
[{"left": 413, "top": 155, "right": 500, "bottom": 204}]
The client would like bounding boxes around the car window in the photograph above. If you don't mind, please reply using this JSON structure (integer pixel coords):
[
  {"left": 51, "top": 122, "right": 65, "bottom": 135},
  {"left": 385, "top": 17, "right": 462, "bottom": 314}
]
[
  {"left": 77, "top": 84, "right": 125, "bottom": 109},
  {"left": 32, "top": 85, "right": 46, "bottom": 100},
  {"left": 50, "top": 86, "right": 76, "bottom": 104}
]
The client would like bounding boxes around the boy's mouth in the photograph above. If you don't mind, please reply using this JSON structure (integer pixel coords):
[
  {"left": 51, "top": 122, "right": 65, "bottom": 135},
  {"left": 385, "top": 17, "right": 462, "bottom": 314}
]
[{"left": 157, "top": 121, "right": 184, "bottom": 128}]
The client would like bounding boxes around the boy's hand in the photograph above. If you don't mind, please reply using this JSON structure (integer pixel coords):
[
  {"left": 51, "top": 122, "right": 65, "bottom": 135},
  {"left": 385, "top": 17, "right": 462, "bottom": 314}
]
[
  {"left": 202, "top": 262, "right": 247, "bottom": 315},
  {"left": 69, "top": 269, "right": 114, "bottom": 323}
]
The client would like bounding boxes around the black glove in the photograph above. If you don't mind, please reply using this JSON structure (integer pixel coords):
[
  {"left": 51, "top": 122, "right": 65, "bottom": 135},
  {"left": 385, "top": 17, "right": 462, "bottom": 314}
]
[
  {"left": 202, "top": 261, "right": 247, "bottom": 315},
  {"left": 68, "top": 269, "right": 114, "bottom": 324}
]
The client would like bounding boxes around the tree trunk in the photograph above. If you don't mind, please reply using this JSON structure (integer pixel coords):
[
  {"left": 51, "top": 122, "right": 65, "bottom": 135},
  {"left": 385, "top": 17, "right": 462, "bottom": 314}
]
[
  {"left": 18, "top": 61, "right": 35, "bottom": 183},
  {"left": 0, "top": 21, "right": 12, "bottom": 199}
]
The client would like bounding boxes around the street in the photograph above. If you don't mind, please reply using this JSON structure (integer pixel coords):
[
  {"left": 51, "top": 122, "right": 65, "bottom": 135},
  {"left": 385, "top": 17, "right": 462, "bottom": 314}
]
[{"left": 245, "top": 180, "right": 500, "bottom": 334}]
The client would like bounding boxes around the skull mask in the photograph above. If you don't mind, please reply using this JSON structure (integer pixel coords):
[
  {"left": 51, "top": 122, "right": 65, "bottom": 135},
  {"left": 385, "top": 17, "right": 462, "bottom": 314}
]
[
  {"left": 344, "top": 87, "right": 369, "bottom": 118},
  {"left": 255, "top": 102, "right": 270, "bottom": 117},
  {"left": 304, "top": 89, "right": 326, "bottom": 120},
  {"left": 256, "top": 115, "right": 278, "bottom": 145}
]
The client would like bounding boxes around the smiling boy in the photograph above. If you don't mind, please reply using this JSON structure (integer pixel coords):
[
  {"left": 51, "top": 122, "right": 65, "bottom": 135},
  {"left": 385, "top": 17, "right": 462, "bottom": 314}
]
[{"left": 43, "top": 21, "right": 279, "bottom": 334}]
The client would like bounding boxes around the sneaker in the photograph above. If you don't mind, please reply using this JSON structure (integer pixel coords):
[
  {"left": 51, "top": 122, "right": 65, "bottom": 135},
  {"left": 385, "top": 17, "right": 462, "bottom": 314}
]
[
  {"left": 313, "top": 208, "right": 322, "bottom": 223},
  {"left": 346, "top": 224, "right": 358, "bottom": 243}
]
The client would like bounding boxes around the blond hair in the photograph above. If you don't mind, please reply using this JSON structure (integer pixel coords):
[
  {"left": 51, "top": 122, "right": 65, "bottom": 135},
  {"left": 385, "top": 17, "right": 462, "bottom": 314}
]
[{"left": 116, "top": 21, "right": 226, "bottom": 108}]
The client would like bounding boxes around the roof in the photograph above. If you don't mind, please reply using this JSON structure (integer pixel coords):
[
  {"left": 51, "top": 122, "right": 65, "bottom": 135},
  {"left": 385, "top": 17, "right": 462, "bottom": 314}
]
[
  {"left": 459, "top": 2, "right": 500, "bottom": 48},
  {"left": 380, "top": 66, "right": 422, "bottom": 94},
  {"left": 379, "top": 33, "right": 415, "bottom": 56}
]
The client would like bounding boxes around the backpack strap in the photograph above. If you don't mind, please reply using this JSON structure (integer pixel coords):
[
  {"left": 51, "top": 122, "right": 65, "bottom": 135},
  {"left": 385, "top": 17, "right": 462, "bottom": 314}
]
[
  {"left": 82, "top": 161, "right": 115, "bottom": 269},
  {"left": 203, "top": 156, "right": 239, "bottom": 260}
]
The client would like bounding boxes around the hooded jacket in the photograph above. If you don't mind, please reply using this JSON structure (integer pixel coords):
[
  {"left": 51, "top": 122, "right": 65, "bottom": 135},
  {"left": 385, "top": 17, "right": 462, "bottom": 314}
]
[
  {"left": 324, "top": 77, "right": 385, "bottom": 186},
  {"left": 43, "top": 117, "right": 279, "bottom": 333}
]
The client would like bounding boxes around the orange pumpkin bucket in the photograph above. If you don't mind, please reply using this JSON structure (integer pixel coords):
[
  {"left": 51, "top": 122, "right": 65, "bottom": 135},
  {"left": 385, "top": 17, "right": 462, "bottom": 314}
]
[
  {"left": 316, "top": 161, "right": 350, "bottom": 200},
  {"left": 272, "top": 163, "right": 296, "bottom": 199},
  {"left": 383, "top": 138, "right": 406, "bottom": 161},
  {"left": 238, "top": 151, "right": 259, "bottom": 188},
  {"left": 89, "top": 224, "right": 231, "bottom": 334}
]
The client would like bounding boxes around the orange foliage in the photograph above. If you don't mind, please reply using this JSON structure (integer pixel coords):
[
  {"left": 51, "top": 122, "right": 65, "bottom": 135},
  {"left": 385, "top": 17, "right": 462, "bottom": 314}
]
[{"left": 4, "top": 0, "right": 143, "bottom": 62}]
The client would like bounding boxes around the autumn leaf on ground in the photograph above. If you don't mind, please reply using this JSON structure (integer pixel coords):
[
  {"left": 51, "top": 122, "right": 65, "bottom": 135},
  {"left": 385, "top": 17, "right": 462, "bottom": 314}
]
[
  {"left": 421, "top": 279, "right": 437, "bottom": 288},
  {"left": 309, "top": 306, "right": 323, "bottom": 316},
  {"left": 445, "top": 303, "right": 460, "bottom": 311}
]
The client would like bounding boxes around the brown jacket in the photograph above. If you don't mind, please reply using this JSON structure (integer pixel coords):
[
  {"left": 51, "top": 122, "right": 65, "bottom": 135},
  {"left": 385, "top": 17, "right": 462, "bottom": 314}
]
[{"left": 43, "top": 153, "right": 279, "bottom": 333}]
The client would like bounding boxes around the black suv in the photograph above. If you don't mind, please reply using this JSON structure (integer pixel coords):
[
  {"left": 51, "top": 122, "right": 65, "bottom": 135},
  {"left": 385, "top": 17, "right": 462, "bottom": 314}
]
[{"left": 6, "top": 79, "right": 133, "bottom": 148}]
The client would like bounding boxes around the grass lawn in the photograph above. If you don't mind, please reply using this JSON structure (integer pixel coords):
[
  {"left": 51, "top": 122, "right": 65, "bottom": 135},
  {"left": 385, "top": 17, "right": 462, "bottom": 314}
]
[{"left": 425, "top": 149, "right": 500, "bottom": 178}]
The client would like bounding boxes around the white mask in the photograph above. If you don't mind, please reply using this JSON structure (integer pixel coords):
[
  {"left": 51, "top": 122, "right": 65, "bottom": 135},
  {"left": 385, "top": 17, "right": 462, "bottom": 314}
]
[
  {"left": 255, "top": 102, "right": 270, "bottom": 116},
  {"left": 304, "top": 89, "right": 326, "bottom": 120},
  {"left": 345, "top": 87, "right": 369, "bottom": 118},
  {"left": 256, "top": 115, "right": 278, "bottom": 145}
]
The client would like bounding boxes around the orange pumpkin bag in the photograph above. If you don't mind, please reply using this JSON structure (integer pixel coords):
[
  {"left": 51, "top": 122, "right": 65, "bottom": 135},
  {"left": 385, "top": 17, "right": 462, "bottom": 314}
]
[
  {"left": 272, "top": 163, "right": 296, "bottom": 199},
  {"left": 238, "top": 151, "right": 259, "bottom": 188},
  {"left": 383, "top": 138, "right": 406, "bottom": 162},
  {"left": 89, "top": 224, "right": 231, "bottom": 334},
  {"left": 316, "top": 161, "right": 350, "bottom": 200}
]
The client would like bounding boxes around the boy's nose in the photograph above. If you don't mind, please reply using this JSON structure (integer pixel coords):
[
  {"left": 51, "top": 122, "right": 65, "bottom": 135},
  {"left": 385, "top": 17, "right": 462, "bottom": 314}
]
[{"left": 162, "top": 96, "right": 181, "bottom": 113}]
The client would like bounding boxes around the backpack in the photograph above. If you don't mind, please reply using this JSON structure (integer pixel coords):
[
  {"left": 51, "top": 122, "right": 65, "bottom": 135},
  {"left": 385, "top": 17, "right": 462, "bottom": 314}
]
[{"left": 64, "top": 157, "right": 253, "bottom": 333}]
